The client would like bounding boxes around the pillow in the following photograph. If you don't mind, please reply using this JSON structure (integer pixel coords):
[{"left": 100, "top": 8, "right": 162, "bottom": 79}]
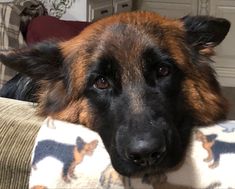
[{"left": 26, "top": 16, "right": 90, "bottom": 45}]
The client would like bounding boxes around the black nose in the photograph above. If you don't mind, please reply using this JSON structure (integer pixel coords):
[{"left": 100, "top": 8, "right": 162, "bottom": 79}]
[{"left": 125, "top": 137, "right": 166, "bottom": 167}]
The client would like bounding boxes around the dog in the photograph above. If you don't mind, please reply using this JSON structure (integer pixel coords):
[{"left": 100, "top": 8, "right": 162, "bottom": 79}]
[
  {"left": 0, "top": 11, "right": 230, "bottom": 178},
  {"left": 32, "top": 137, "right": 98, "bottom": 182},
  {"left": 195, "top": 130, "right": 235, "bottom": 168}
]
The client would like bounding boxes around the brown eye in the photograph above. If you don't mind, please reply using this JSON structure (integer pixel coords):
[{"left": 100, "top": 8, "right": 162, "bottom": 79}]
[
  {"left": 157, "top": 66, "right": 170, "bottom": 77},
  {"left": 94, "top": 76, "right": 110, "bottom": 90}
]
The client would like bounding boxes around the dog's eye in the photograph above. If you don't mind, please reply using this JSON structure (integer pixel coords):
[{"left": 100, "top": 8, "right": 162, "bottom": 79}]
[
  {"left": 94, "top": 76, "right": 110, "bottom": 90},
  {"left": 157, "top": 65, "right": 171, "bottom": 78}
]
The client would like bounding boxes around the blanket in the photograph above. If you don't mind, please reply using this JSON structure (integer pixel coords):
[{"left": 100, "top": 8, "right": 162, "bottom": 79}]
[{"left": 29, "top": 119, "right": 235, "bottom": 189}]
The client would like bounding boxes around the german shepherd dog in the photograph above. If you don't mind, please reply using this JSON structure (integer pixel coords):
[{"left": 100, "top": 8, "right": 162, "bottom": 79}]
[{"left": 0, "top": 12, "right": 230, "bottom": 177}]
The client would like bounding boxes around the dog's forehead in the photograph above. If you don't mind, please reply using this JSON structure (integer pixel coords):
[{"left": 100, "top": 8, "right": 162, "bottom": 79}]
[
  {"left": 97, "top": 18, "right": 183, "bottom": 53},
  {"left": 61, "top": 12, "right": 188, "bottom": 88},
  {"left": 98, "top": 23, "right": 155, "bottom": 60},
  {"left": 91, "top": 14, "right": 187, "bottom": 69},
  {"left": 94, "top": 23, "right": 153, "bottom": 69},
  {"left": 91, "top": 19, "right": 184, "bottom": 78},
  {"left": 62, "top": 12, "right": 186, "bottom": 62}
]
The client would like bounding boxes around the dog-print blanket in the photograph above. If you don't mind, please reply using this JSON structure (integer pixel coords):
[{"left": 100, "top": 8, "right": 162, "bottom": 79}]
[{"left": 29, "top": 119, "right": 235, "bottom": 189}]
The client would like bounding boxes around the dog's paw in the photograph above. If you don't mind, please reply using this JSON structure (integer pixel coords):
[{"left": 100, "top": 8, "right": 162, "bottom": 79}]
[
  {"left": 46, "top": 117, "right": 56, "bottom": 129},
  {"left": 63, "top": 176, "right": 71, "bottom": 183},
  {"left": 70, "top": 173, "right": 77, "bottom": 179},
  {"left": 203, "top": 157, "right": 212, "bottom": 162},
  {"left": 32, "top": 164, "right": 37, "bottom": 170},
  {"left": 209, "top": 161, "right": 219, "bottom": 169}
]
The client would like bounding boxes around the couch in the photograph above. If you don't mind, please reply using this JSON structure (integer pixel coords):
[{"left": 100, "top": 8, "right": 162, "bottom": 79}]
[{"left": 0, "top": 97, "right": 44, "bottom": 189}]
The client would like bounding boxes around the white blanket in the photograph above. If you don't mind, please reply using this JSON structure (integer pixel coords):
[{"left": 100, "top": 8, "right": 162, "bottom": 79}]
[{"left": 29, "top": 118, "right": 235, "bottom": 189}]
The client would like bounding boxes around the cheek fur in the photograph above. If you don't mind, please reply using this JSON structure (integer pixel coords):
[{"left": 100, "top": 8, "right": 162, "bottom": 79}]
[
  {"left": 183, "top": 78, "right": 228, "bottom": 125},
  {"left": 42, "top": 98, "right": 96, "bottom": 129}
]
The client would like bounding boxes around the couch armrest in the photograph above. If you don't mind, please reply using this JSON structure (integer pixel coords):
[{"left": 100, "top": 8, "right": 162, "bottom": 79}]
[{"left": 0, "top": 97, "right": 44, "bottom": 189}]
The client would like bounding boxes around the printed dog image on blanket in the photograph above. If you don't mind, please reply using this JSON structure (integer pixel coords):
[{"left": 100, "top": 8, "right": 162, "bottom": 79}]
[
  {"left": 195, "top": 130, "right": 235, "bottom": 169},
  {"left": 32, "top": 136, "right": 98, "bottom": 182},
  {"left": 0, "top": 11, "right": 230, "bottom": 179},
  {"left": 100, "top": 164, "right": 124, "bottom": 189}
]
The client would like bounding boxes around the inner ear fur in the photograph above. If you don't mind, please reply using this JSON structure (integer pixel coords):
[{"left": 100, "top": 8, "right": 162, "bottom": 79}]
[{"left": 182, "top": 15, "right": 231, "bottom": 56}]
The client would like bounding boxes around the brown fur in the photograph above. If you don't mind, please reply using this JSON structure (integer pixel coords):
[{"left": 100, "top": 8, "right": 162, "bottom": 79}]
[{"left": 33, "top": 12, "right": 227, "bottom": 129}]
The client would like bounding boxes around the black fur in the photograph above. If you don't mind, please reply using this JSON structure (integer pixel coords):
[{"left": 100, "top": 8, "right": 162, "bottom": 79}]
[
  {"left": 86, "top": 46, "right": 190, "bottom": 175},
  {"left": 0, "top": 41, "right": 67, "bottom": 104},
  {"left": 0, "top": 73, "right": 37, "bottom": 102},
  {"left": 0, "top": 41, "right": 64, "bottom": 80},
  {"left": 182, "top": 15, "right": 230, "bottom": 49}
]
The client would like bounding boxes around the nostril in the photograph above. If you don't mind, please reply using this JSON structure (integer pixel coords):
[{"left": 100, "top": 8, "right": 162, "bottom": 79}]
[
  {"left": 128, "top": 153, "right": 148, "bottom": 166},
  {"left": 150, "top": 146, "right": 166, "bottom": 160},
  {"left": 126, "top": 149, "right": 165, "bottom": 167},
  {"left": 150, "top": 151, "right": 161, "bottom": 160},
  {"left": 125, "top": 137, "right": 167, "bottom": 167},
  {"left": 128, "top": 153, "right": 139, "bottom": 160}
]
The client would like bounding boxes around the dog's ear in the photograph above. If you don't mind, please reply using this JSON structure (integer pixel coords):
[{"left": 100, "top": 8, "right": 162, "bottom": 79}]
[
  {"left": 0, "top": 41, "right": 75, "bottom": 116},
  {"left": 182, "top": 15, "right": 230, "bottom": 56},
  {"left": 0, "top": 41, "right": 64, "bottom": 81},
  {"left": 180, "top": 16, "right": 230, "bottom": 126},
  {"left": 206, "top": 134, "right": 218, "bottom": 142}
]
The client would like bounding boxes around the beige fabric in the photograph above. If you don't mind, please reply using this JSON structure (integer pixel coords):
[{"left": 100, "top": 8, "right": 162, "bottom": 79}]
[{"left": 0, "top": 97, "right": 43, "bottom": 189}]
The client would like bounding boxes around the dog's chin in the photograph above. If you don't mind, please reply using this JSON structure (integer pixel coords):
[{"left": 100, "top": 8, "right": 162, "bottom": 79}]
[{"left": 110, "top": 157, "right": 142, "bottom": 176}]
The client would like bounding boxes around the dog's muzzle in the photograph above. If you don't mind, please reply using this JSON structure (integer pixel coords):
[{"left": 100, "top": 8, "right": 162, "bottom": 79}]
[
  {"left": 124, "top": 129, "right": 167, "bottom": 168},
  {"left": 110, "top": 118, "right": 173, "bottom": 176}
]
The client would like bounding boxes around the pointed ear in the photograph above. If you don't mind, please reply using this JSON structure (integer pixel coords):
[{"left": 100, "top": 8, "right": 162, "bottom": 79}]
[
  {"left": 0, "top": 41, "right": 73, "bottom": 116},
  {"left": 0, "top": 41, "right": 64, "bottom": 80},
  {"left": 182, "top": 15, "right": 230, "bottom": 55}
]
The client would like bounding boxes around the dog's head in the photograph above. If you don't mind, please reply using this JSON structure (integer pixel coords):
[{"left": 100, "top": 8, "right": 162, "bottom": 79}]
[{"left": 0, "top": 12, "right": 230, "bottom": 176}]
